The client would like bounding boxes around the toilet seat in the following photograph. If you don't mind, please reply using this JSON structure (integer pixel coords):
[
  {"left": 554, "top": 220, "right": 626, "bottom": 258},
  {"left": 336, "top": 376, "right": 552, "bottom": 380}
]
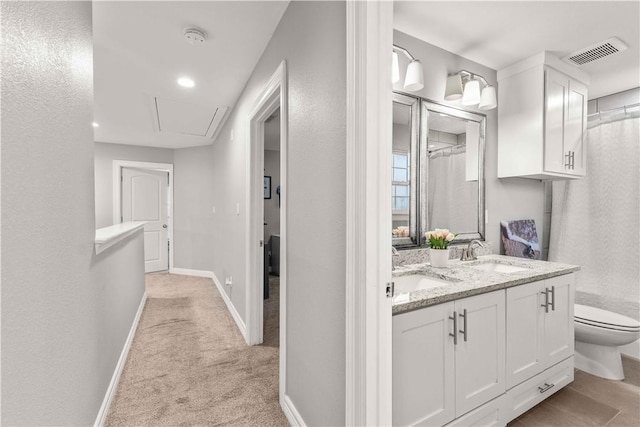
[{"left": 574, "top": 304, "right": 640, "bottom": 332}]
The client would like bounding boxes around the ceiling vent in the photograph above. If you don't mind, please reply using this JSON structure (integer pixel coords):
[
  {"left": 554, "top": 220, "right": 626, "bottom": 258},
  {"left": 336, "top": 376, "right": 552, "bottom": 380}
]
[{"left": 562, "top": 37, "right": 628, "bottom": 67}]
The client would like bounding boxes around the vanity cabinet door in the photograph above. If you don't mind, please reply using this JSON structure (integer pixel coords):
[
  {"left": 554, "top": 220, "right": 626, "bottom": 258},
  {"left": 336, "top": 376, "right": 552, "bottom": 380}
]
[
  {"left": 542, "top": 274, "right": 575, "bottom": 368},
  {"left": 506, "top": 280, "right": 546, "bottom": 389},
  {"left": 393, "top": 302, "right": 456, "bottom": 427},
  {"left": 455, "top": 291, "right": 506, "bottom": 417}
]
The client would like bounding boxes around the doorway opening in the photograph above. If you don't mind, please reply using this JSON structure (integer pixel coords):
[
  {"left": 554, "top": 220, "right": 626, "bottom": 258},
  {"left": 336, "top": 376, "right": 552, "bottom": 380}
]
[
  {"left": 263, "top": 107, "right": 281, "bottom": 349},
  {"left": 113, "top": 160, "right": 174, "bottom": 273},
  {"left": 246, "top": 61, "right": 288, "bottom": 407}
]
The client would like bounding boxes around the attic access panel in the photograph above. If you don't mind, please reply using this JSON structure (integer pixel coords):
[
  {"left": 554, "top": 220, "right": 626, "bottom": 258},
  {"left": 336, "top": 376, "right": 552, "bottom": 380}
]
[{"left": 153, "top": 97, "right": 227, "bottom": 138}]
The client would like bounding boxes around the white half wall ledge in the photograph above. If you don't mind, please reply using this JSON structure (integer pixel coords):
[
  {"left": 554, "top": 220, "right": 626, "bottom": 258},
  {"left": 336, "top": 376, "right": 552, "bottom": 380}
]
[{"left": 95, "top": 221, "right": 146, "bottom": 255}]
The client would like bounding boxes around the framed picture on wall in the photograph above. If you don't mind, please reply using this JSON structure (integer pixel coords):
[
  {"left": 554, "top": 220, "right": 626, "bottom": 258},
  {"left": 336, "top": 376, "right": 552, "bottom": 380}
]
[{"left": 264, "top": 176, "right": 271, "bottom": 199}]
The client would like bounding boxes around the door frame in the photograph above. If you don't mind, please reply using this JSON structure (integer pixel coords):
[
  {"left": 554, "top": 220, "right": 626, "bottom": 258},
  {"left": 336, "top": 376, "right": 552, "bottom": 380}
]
[
  {"left": 345, "top": 1, "right": 393, "bottom": 426},
  {"left": 113, "top": 160, "right": 174, "bottom": 271},
  {"left": 246, "top": 61, "right": 288, "bottom": 402}
]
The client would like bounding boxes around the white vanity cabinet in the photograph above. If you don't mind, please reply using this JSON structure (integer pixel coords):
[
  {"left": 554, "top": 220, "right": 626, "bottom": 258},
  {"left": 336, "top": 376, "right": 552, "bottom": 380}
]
[
  {"left": 392, "top": 291, "right": 505, "bottom": 427},
  {"left": 497, "top": 52, "right": 589, "bottom": 180},
  {"left": 393, "top": 272, "right": 576, "bottom": 427}
]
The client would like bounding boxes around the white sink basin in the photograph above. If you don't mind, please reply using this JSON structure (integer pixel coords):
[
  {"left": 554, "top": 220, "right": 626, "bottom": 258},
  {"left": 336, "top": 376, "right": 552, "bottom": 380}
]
[
  {"left": 394, "top": 274, "right": 451, "bottom": 293},
  {"left": 468, "top": 262, "right": 528, "bottom": 274}
]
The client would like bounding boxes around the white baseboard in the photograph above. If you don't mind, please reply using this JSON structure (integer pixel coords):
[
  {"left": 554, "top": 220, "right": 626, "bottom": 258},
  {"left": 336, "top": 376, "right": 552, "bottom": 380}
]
[
  {"left": 94, "top": 292, "right": 147, "bottom": 427},
  {"left": 170, "top": 268, "right": 247, "bottom": 343},
  {"left": 169, "top": 267, "right": 213, "bottom": 278},
  {"left": 282, "top": 394, "right": 306, "bottom": 427},
  {"left": 210, "top": 271, "right": 247, "bottom": 342}
]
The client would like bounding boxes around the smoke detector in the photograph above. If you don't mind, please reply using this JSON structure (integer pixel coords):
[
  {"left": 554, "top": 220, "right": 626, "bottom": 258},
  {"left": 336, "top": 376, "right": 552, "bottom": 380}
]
[
  {"left": 184, "top": 27, "right": 207, "bottom": 46},
  {"left": 562, "top": 37, "right": 628, "bottom": 67}
]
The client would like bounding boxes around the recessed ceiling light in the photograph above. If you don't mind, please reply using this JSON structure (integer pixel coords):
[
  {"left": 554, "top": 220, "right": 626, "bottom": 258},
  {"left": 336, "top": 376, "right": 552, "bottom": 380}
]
[
  {"left": 177, "top": 77, "right": 195, "bottom": 88},
  {"left": 92, "top": 122, "right": 99, "bottom": 128}
]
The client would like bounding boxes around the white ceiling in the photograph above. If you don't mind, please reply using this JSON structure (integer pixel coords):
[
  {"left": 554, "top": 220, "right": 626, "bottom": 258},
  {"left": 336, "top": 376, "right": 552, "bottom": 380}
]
[
  {"left": 394, "top": 1, "right": 640, "bottom": 99},
  {"left": 93, "top": 1, "right": 289, "bottom": 149}
]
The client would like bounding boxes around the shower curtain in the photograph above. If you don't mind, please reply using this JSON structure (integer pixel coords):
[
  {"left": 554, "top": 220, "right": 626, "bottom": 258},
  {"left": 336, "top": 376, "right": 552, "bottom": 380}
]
[{"left": 548, "top": 116, "right": 640, "bottom": 320}]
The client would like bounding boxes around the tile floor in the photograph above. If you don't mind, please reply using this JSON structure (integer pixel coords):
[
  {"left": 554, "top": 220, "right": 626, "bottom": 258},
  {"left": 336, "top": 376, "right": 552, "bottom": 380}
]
[{"left": 509, "top": 356, "right": 640, "bottom": 427}]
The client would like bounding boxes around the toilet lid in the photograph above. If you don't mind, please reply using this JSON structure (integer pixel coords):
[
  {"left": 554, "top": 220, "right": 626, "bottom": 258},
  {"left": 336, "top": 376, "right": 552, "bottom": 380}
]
[{"left": 575, "top": 304, "right": 640, "bottom": 330}]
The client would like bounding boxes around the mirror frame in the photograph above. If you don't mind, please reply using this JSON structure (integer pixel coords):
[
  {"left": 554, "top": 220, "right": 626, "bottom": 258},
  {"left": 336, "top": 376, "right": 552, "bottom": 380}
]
[
  {"left": 392, "top": 92, "right": 423, "bottom": 248},
  {"left": 421, "top": 99, "right": 486, "bottom": 245}
]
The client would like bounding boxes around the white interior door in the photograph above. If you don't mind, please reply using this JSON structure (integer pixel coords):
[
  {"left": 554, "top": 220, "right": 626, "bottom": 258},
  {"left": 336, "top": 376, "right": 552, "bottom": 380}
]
[{"left": 121, "top": 167, "right": 169, "bottom": 273}]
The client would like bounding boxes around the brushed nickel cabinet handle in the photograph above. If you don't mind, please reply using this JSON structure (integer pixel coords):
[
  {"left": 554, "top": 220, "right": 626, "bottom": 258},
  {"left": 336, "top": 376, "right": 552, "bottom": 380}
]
[
  {"left": 538, "top": 383, "right": 554, "bottom": 393},
  {"left": 449, "top": 311, "right": 458, "bottom": 345},
  {"left": 550, "top": 285, "right": 556, "bottom": 311},
  {"left": 541, "top": 288, "right": 549, "bottom": 313},
  {"left": 459, "top": 309, "right": 468, "bottom": 342}
]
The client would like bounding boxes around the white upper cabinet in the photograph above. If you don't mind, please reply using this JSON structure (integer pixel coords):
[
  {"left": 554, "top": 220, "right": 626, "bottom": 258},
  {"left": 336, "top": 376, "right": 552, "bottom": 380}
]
[{"left": 497, "top": 52, "right": 589, "bottom": 180}]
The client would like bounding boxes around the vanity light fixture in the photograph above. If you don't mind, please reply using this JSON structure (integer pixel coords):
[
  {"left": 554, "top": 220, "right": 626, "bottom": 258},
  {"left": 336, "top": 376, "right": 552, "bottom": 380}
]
[
  {"left": 393, "top": 45, "right": 424, "bottom": 92},
  {"left": 445, "top": 70, "right": 497, "bottom": 110}
]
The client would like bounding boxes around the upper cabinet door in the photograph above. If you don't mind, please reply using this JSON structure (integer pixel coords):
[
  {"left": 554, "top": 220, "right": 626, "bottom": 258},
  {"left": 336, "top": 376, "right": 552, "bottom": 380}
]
[
  {"left": 544, "top": 68, "right": 587, "bottom": 177},
  {"left": 566, "top": 79, "right": 588, "bottom": 176},
  {"left": 544, "top": 68, "right": 569, "bottom": 174}
]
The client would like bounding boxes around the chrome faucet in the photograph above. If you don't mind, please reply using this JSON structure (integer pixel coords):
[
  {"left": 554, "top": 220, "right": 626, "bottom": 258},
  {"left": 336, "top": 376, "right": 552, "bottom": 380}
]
[
  {"left": 460, "top": 240, "right": 485, "bottom": 261},
  {"left": 392, "top": 246, "right": 400, "bottom": 270}
]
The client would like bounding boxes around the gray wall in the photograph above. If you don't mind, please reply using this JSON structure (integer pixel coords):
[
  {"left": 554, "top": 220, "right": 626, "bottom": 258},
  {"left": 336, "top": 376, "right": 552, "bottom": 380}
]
[
  {"left": 394, "top": 31, "right": 545, "bottom": 251},
  {"left": 94, "top": 142, "right": 174, "bottom": 228},
  {"left": 173, "top": 145, "right": 215, "bottom": 271},
  {"left": 210, "top": 1, "right": 347, "bottom": 424},
  {"left": 1, "top": 2, "right": 145, "bottom": 425}
]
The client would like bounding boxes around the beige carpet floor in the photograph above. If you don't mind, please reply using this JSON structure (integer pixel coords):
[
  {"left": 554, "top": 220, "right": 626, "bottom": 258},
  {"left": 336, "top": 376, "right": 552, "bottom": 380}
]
[{"left": 106, "top": 272, "right": 288, "bottom": 426}]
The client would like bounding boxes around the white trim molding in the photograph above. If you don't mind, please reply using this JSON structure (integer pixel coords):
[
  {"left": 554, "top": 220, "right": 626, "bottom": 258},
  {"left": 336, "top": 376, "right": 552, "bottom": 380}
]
[
  {"left": 245, "top": 61, "right": 289, "bottom": 406},
  {"left": 210, "top": 271, "right": 247, "bottom": 341},
  {"left": 282, "top": 394, "right": 306, "bottom": 427},
  {"left": 112, "top": 160, "right": 175, "bottom": 271},
  {"left": 346, "top": 1, "right": 394, "bottom": 426},
  {"left": 94, "top": 292, "right": 147, "bottom": 427}
]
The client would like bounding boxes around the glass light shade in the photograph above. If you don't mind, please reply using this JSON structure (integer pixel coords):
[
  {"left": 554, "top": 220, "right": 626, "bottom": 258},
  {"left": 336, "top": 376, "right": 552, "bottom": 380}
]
[
  {"left": 479, "top": 85, "right": 497, "bottom": 110},
  {"left": 444, "top": 74, "right": 463, "bottom": 100},
  {"left": 461, "top": 79, "right": 481, "bottom": 105},
  {"left": 404, "top": 60, "right": 424, "bottom": 91},
  {"left": 392, "top": 51, "right": 400, "bottom": 84}
]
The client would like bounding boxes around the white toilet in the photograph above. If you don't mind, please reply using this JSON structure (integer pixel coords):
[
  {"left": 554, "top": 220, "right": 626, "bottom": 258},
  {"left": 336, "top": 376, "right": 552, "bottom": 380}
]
[{"left": 574, "top": 304, "right": 640, "bottom": 380}]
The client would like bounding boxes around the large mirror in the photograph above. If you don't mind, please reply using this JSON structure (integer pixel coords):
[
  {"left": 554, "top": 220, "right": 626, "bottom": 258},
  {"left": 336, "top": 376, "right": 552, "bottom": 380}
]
[{"left": 392, "top": 93, "right": 486, "bottom": 247}]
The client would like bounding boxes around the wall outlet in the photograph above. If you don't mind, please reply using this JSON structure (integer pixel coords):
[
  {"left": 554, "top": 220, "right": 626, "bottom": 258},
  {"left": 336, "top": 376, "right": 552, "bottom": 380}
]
[
  {"left": 212, "top": 205, "right": 216, "bottom": 214},
  {"left": 230, "top": 129, "right": 234, "bottom": 141},
  {"left": 236, "top": 203, "right": 240, "bottom": 215},
  {"left": 225, "top": 276, "right": 233, "bottom": 286}
]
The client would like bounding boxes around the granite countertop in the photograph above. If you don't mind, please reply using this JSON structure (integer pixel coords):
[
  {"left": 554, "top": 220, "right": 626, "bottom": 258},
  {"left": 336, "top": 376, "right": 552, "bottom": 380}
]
[{"left": 392, "top": 254, "right": 579, "bottom": 315}]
